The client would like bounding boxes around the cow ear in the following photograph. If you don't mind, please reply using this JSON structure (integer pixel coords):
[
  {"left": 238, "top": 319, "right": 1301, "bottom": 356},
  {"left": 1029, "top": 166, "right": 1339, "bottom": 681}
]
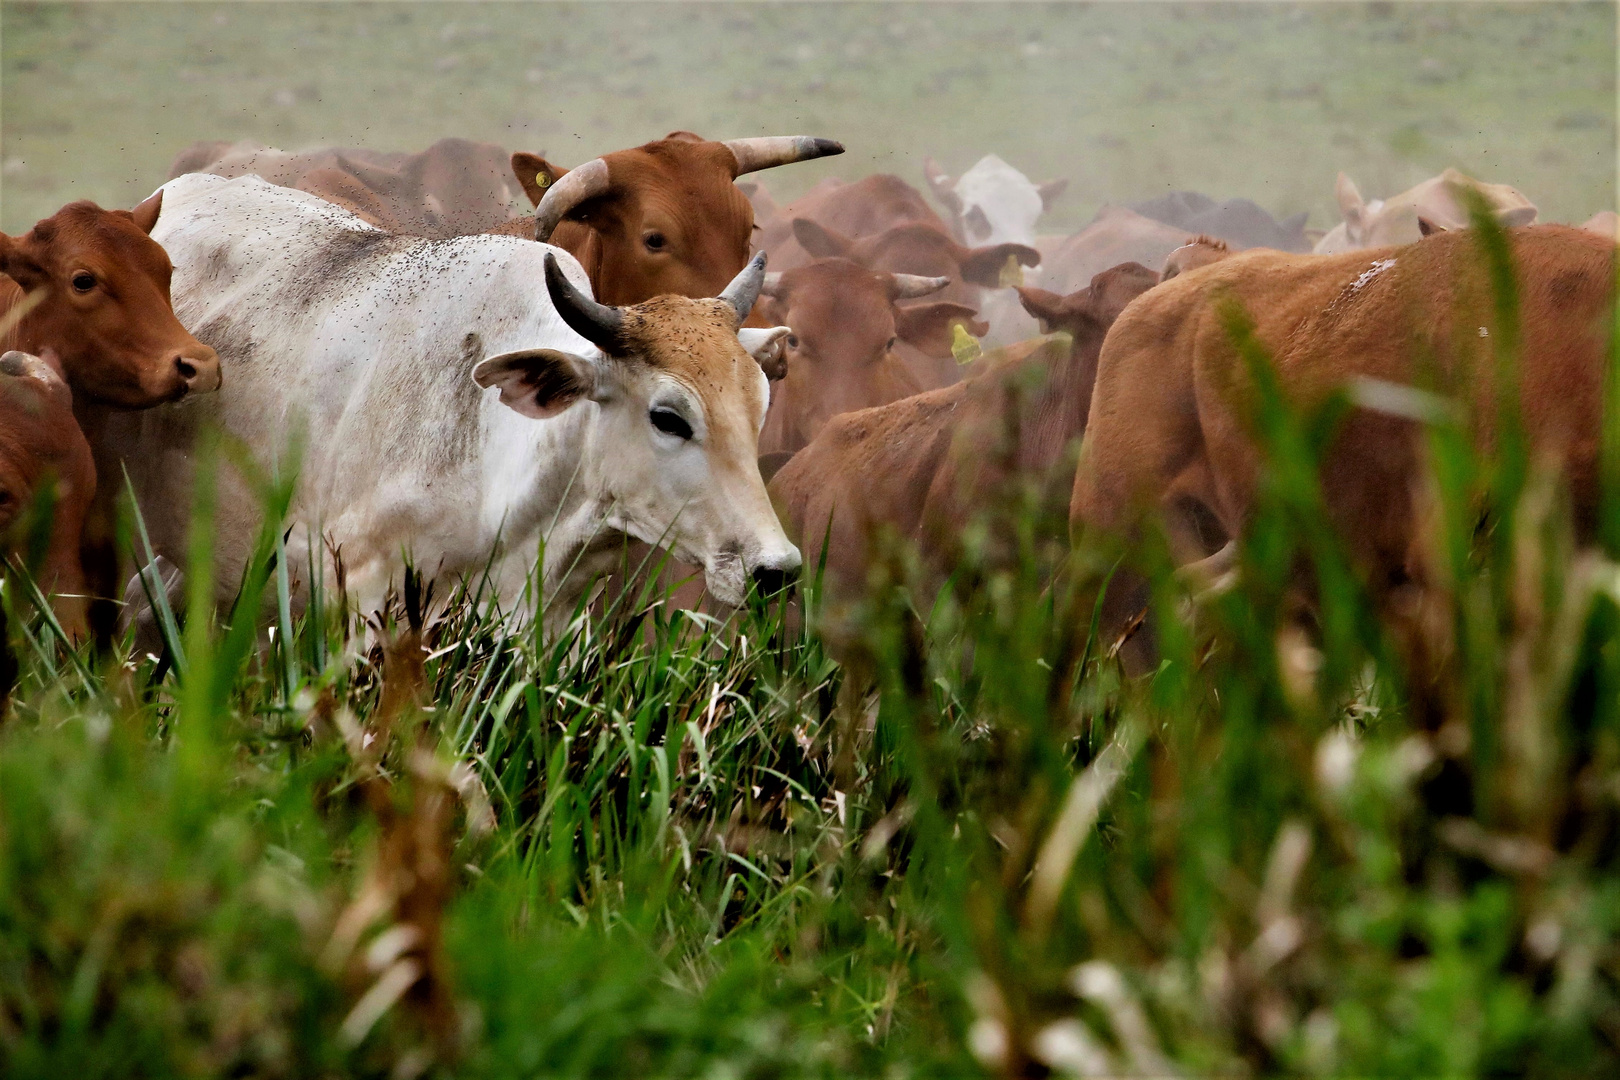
[
  {"left": 896, "top": 302, "right": 987, "bottom": 359},
  {"left": 1036, "top": 178, "right": 1068, "bottom": 212},
  {"left": 1498, "top": 205, "right": 1538, "bottom": 228},
  {"left": 1014, "top": 285, "right": 1068, "bottom": 328},
  {"left": 1417, "top": 216, "right": 1446, "bottom": 238},
  {"left": 958, "top": 242, "right": 1042, "bottom": 288},
  {"left": 130, "top": 189, "right": 164, "bottom": 234},
  {"left": 1335, "top": 172, "right": 1364, "bottom": 218},
  {"left": 739, "top": 326, "right": 791, "bottom": 381},
  {"left": 472, "top": 348, "right": 601, "bottom": 419},
  {"left": 791, "top": 218, "right": 853, "bottom": 259},
  {"left": 512, "top": 152, "right": 567, "bottom": 208},
  {"left": 0, "top": 234, "right": 45, "bottom": 288}
]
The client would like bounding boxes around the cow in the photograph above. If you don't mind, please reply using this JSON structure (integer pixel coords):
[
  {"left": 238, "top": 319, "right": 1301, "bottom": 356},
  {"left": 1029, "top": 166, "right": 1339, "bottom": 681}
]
[
  {"left": 1313, "top": 168, "right": 1537, "bottom": 254},
  {"left": 1072, "top": 226, "right": 1615, "bottom": 676},
  {"left": 1130, "top": 191, "right": 1312, "bottom": 253},
  {"left": 787, "top": 217, "right": 1034, "bottom": 387},
  {"left": 922, "top": 154, "right": 1067, "bottom": 249},
  {"left": 499, "top": 132, "right": 844, "bottom": 307},
  {"left": 0, "top": 351, "right": 96, "bottom": 640},
  {"left": 1160, "top": 235, "right": 1236, "bottom": 281},
  {"left": 755, "top": 259, "right": 985, "bottom": 456},
  {"left": 769, "top": 261, "right": 1159, "bottom": 608},
  {"left": 110, "top": 174, "right": 797, "bottom": 625},
  {"left": 1034, "top": 205, "right": 1196, "bottom": 297},
  {"left": 754, "top": 173, "right": 945, "bottom": 271},
  {"left": 0, "top": 192, "right": 223, "bottom": 642},
  {"left": 169, "top": 137, "right": 527, "bottom": 237}
]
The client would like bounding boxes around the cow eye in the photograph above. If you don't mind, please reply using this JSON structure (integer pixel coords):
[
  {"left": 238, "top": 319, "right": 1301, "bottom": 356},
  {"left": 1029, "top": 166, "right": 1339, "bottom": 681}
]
[
  {"left": 643, "top": 231, "right": 667, "bottom": 252},
  {"left": 649, "top": 407, "right": 692, "bottom": 441},
  {"left": 70, "top": 271, "right": 96, "bottom": 293},
  {"left": 786, "top": 334, "right": 799, "bottom": 349}
]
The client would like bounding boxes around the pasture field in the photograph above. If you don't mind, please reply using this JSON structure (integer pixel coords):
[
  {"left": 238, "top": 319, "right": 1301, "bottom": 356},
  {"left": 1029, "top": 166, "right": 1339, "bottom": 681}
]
[
  {"left": 2, "top": 215, "right": 1620, "bottom": 1074},
  {"left": 2, "top": 3, "right": 1620, "bottom": 1077},
  {"left": 2, "top": 2, "right": 1616, "bottom": 234}
]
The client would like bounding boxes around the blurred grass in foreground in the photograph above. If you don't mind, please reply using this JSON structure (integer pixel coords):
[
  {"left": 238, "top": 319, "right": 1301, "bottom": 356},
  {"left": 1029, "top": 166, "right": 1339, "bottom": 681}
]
[{"left": 2, "top": 221, "right": 1620, "bottom": 1076}]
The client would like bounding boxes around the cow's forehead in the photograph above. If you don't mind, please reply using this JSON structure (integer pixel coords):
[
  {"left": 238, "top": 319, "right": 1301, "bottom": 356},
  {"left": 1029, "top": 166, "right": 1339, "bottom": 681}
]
[
  {"left": 31, "top": 205, "right": 167, "bottom": 272},
  {"left": 619, "top": 296, "right": 758, "bottom": 400}
]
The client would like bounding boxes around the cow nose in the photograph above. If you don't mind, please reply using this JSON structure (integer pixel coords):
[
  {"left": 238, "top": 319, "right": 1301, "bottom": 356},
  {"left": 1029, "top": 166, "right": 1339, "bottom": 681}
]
[
  {"left": 175, "top": 345, "right": 222, "bottom": 394},
  {"left": 750, "top": 563, "right": 799, "bottom": 598}
]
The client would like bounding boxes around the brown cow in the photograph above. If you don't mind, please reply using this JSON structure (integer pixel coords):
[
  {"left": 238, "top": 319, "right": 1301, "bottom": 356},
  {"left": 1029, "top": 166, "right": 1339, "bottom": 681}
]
[
  {"left": 788, "top": 217, "right": 1038, "bottom": 388},
  {"left": 501, "top": 132, "right": 844, "bottom": 306},
  {"left": 1073, "top": 226, "right": 1615, "bottom": 662},
  {"left": 755, "top": 259, "right": 985, "bottom": 456},
  {"left": 770, "top": 261, "right": 1159, "bottom": 605},
  {"left": 170, "top": 137, "right": 525, "bottom": 236},
  {"left": 0, "top": 351, "right": 96, "bottom": 640},
  {"left": 0, "top": 192, "right": 221, "bottom": 641},
  {"left": 755, "top": 173, "right": 947, "bottom": 270}
]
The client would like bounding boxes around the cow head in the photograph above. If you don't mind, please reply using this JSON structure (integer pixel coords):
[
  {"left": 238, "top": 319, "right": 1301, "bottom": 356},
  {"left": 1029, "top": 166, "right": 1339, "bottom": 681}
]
[
  {"left": 1318, "top": 170, "right": 1539, "bottom": 254},
  {"left": 1160, "top": 236, "right": 1233, "bottom": 281},
  {"left": 0, "top": 193, "right": 221, "bottom": 408},
  {"left": 0, "top": 351, "right": 95, "bottom": 638},
  {"left": 509, "top": 132, "right": 843, "bottom": 306},
  {"left": 791, "top": 217, "right": 1040, "bottom": 294},
  {"left": 474, "top": 253, "right": 799, "bottom": 605},
  {"left": 924, "top": 154, "right": 1066, "bottom": 246},
  {"left": 1017, "top": 261, "right": 1161, "bottom": 348},
  {"left": 755, "top": 258, "right": 985, "bottom": 454}
]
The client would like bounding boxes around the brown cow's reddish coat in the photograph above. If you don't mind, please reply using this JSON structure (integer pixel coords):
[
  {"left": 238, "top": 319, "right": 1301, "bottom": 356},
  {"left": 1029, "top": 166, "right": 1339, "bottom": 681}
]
[
  {"left": 0, "top": 193, "right": 221, "bottom": 641},
  {"left": 754, "top": 173, "right": 947, "bottom": 270},
  {"left": 0, "top": 351, "right": 96, "bottom": 639},
  {"left": 1074, "top": 225, "right": 1617, "bottom": 614},
  {"left": 756, "top": 258, "right": 986, "bottom": 456},
  {"left": 770, "top": 262, "right": 1159, "bottom": 604}
]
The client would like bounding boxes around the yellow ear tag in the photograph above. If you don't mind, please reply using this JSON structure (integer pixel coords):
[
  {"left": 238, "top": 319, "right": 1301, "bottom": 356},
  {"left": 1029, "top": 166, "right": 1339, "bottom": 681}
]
[
  {"left": 535, "top": 172, "right": 551, "bottom": 190},
  {"left": 951, "top": 322, "right": 983, "bottom": 367},
  {"left": 998, "top": 252, "right": 1026, "bottom": 289}
]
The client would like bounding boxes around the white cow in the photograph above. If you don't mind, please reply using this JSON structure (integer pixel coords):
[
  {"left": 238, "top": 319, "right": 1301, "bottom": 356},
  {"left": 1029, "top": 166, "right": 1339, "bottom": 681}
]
[
  {"left": 923, "top": 155, "right": 1067, "bottom": 346},
  {"left": 115, "top": 173, "right": 797, "bottom": 625},
  {"left": 1314, "top": 169, "right": 1538, "bottom": 254}
]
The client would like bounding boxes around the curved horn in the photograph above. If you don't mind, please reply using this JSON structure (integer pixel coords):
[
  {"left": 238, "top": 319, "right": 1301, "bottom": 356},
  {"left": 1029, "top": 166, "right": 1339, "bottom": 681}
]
[
  {"left": 760, "top": 271, "right": 785, "bottom": 297},
  {"left": 534, "top": 157, "right": 612, "bottom": 242},
  {"left": 543, "top": 252, "right": 625, "bottom": 354},
  {"left": 888, "top": 274, "right": 951, "bottom": 300},
  {"left": 717, "top": 253, "right": 768, "bottom": 326},
  {"left": 722, "top": 136, "right": 844, "bottom": 177}
]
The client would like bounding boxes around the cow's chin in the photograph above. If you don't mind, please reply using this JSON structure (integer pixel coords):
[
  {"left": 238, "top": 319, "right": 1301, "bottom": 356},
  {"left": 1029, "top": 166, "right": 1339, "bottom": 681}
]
[{"left": 701, "top": 554, "right": 749, "bottom": 609}]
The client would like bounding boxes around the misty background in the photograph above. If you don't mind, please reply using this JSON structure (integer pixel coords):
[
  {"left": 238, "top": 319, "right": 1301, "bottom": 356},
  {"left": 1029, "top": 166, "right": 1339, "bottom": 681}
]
[{"left": 1, "top": 1, "right": 1615, "bottom": 238}]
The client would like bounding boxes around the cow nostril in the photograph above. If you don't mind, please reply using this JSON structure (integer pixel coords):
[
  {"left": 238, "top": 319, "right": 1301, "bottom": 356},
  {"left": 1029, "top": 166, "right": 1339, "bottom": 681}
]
[
  {"left": 750, "top": 564, "right": 798, "bottom": 598},
  {"left": 175, "top": 355, "right": 198, "bottom": 382}
]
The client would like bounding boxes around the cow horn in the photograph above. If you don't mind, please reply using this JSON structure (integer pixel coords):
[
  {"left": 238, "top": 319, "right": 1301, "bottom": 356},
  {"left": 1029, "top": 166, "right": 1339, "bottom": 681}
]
[
  {"left": 889, "top": 274, "right": 951, "bottom": 300},
  {"left": 534, "top": 157, "right": 612, "bottom": 242},
  {"left": 718, "top": 253, "right": 768, "bottom": 326},
  {"left": 543, "top": 252, "right": 625, "bottom": 353},
  {"left": 722, "top": 136, "right": 844, "bottom": 177}
]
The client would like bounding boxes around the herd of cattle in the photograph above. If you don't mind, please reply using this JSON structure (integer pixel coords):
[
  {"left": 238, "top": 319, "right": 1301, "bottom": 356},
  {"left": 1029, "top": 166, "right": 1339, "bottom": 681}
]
[{"left": 0, "top": 129, "right": 1615, "bottom": 659}]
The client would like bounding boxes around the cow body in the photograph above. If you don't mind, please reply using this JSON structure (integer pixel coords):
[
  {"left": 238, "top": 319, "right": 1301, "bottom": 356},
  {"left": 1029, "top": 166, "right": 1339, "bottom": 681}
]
[
  {"left": 0, "top": 352, "right": 96, "bottom": 639},
  {"left": 1074, "top": 226, "right": 1615, "bottom": 598},
  {"left": 1034, "top": 206, "right": 1194, "bottom": 299},
  {"left": 114, "top": 174, "right": 796, "bottom": 622},
  {"left": 170, "top": 137, "right": 526, "bottom": 237},
  {"left": 1130, "top": 191, "right": 1311, "bottom": 252},
  {"left": 771, "top": 262, "right": 1158, "bottom": 603}
]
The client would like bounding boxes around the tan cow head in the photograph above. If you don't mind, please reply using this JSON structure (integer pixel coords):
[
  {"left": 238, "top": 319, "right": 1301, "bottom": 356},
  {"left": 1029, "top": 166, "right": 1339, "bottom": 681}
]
[
  {"left": 0, "top": 193, "right": 221, "bottom": 407},
  {"left": 1315, "top": 169, "right": 1539, "bottom": 254},
  {"left": 754, "top": 258, "right": 986, "bottom": 455},
  {"left": 474, "top": 253, "right": 799, "bottom": 604},
  {"left": 510, "top": 132, "right": 844, "bottom": 307}
]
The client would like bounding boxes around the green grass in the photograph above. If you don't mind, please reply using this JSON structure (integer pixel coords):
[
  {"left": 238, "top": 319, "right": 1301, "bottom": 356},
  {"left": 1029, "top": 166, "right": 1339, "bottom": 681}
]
[
  {"left": 2, "top": 211, "right": 1619, "bottom": 1076},
  {"left": 3, "top": 2, "right": 1615, "bottom": 235}
]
